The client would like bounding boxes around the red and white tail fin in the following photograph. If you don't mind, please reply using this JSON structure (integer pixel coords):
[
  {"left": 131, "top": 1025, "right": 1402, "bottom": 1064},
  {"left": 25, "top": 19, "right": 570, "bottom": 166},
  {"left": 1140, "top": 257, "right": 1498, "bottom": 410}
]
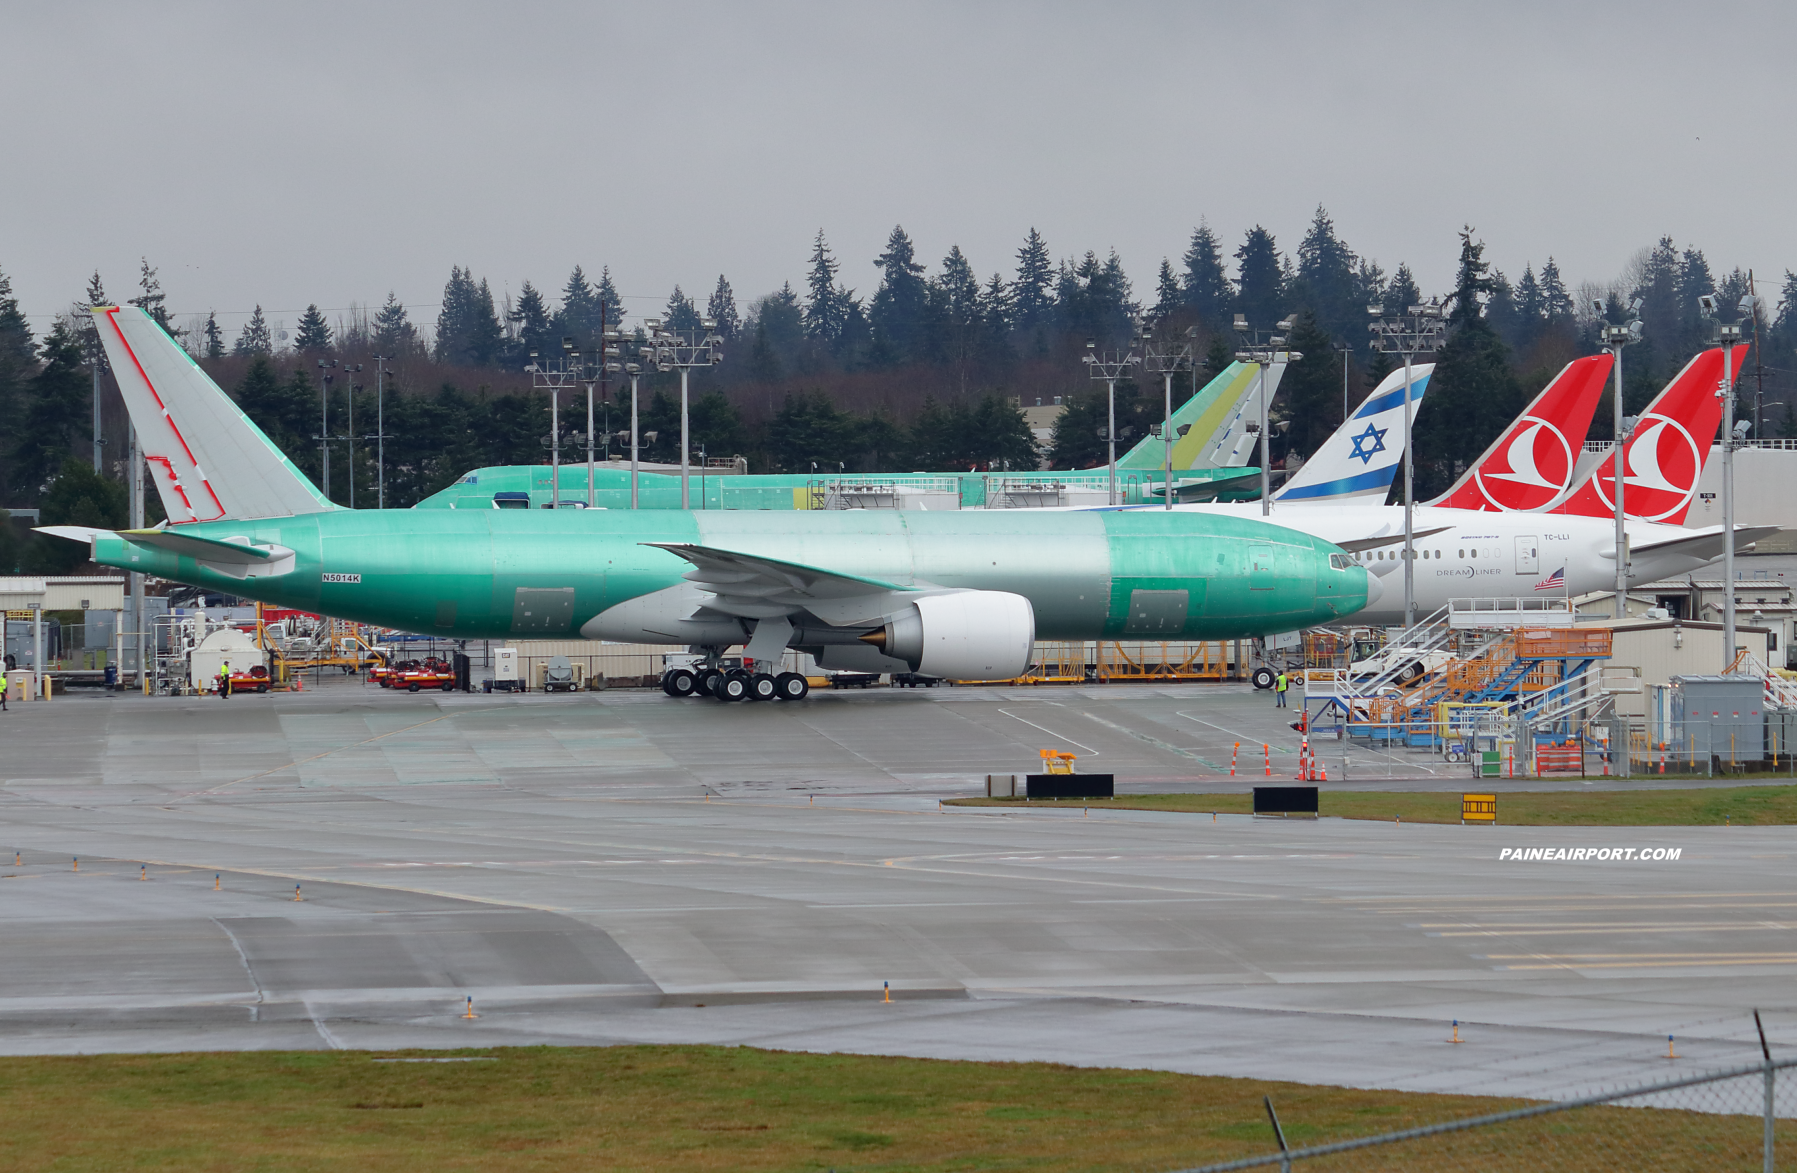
[
  {"left": 1425, "top": 354, "right": 1612, "bottom": 511},
  {"left": 89, "top": 306, "right": 333, "bottom": 522},
  {"left": 1549, "top": 346, "right": 1740, "bottom": 525}
]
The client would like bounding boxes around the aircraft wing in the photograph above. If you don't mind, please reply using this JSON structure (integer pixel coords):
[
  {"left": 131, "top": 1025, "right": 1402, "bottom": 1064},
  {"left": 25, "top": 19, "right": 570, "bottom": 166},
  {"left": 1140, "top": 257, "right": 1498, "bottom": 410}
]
[
  {"left": 1334, "top": 526, "right": 1454, "bottom": 555},
  {"left": 1629, "top": 525, "right": 1782, "bottom": 562},
  {"left": 644, "top": 542, "right": 920, "bottom": 625}
]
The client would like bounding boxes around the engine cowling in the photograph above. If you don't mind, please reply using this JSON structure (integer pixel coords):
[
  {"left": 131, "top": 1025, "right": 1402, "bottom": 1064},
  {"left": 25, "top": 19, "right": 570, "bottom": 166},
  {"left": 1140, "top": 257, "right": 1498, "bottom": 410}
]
[{"left": 873, "top": 591, "right": 1035, "bottom": 681}]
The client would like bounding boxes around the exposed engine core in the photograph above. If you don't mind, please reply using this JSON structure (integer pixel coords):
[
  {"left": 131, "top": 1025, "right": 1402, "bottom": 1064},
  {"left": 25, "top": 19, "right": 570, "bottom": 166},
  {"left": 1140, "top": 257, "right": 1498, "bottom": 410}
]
[{"left": 866, "top": 590, "right": 1035, "bottom": 681}]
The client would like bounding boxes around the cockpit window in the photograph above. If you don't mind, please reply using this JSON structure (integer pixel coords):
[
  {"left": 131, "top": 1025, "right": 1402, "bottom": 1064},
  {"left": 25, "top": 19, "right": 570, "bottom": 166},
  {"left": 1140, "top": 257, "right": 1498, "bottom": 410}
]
[{"left": 1329, "top": 553, "right": 1352, "bottom": 570}]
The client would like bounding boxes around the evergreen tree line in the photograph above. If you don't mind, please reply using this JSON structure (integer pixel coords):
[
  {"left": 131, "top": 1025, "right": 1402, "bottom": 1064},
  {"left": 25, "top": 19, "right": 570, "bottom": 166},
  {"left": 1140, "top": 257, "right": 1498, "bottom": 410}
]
[{"left": 6, "top": 214, "right": 1797, "bottom": 575}]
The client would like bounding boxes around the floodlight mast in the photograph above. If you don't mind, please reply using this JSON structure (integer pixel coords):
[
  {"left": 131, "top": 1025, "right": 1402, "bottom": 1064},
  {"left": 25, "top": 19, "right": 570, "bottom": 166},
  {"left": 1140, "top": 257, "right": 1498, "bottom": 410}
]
[
  {"left": 1233, "top": 314, "right": 1302, "bottom": 518},
  {"left": 528, "top": 340, "right": 583, "bottom": 510},
  {"left": 1141, "top": 325, "right": 1198, "bottom": 510},
  {"left": 643, "top": 317, "right": 725, "bottom": 509},
  {"left": 1714, "top": 313, "right": 1744, "bottom": 669},
  {"left": 1083, "top": 336, "right": 1141, "bottom": 505},
  {"left": 1368, "top": 300, "right": 1447, "bottom": 627},
  {"left": 1598, "top": 301, "right": 1641, "bottom": 621}
]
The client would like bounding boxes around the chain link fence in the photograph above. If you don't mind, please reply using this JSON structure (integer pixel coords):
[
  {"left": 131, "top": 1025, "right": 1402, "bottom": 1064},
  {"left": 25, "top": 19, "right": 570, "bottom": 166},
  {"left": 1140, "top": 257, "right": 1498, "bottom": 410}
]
[{"left": 1172, "top": 1055, "right": 1794, "bottom": 1172}]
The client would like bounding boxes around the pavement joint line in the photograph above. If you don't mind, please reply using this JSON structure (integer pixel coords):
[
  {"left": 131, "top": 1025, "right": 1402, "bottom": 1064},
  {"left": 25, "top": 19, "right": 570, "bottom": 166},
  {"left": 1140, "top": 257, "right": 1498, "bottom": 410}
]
[
  {"left": 996, "top": 707, "right": 1101, "bottom": 756},
  {"left": 1081, "top": 711, "right": 1227, "bottom": 770},
  {"left": 189, "top": 705, "right": 519, "bottom": 796}
]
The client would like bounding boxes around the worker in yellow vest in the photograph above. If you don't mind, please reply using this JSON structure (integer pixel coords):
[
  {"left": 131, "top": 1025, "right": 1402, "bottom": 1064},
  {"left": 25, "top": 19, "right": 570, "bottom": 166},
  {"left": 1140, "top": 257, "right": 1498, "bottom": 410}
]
[
  {"left": 0, "top": 665, "right": 8, "bottom": 711},
  {"left": 216, "top": 661, "right": 233, "bottom": 699},
  {"left": 1274, "top": 668, "right": 1289, "bottom": 709}
]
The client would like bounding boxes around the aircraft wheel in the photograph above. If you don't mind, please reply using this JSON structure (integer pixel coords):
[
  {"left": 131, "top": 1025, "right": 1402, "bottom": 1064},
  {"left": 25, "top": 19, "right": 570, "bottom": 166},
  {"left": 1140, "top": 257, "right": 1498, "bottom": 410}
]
[
  {"left": 775, "top": 672, "right": 809, "bottom": 701},
  {"left": 717, "top": 672, "right": 750, "bottom": 702},
  {"left": 1251, "top": 667, "right": 1275, "bottom": 690},
  {"left": 663, "top": 669, "right": 694, "bottom": 697},
  {"left": 407, "top": 682, "right": 421, "bottom": 692},
  {"left": 697, "top": 669, "right": 724, "bottom": 697},
  {"left": 748, "top": 673, "right": 778, "bottom": 702}
]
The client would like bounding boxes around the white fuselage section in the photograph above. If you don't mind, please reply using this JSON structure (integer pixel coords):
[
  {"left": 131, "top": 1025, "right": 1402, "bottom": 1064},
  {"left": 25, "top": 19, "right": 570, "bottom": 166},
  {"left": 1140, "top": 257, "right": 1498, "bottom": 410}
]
[{"left": 1162, "top": 503, "right": 1719, "bottom": 625}]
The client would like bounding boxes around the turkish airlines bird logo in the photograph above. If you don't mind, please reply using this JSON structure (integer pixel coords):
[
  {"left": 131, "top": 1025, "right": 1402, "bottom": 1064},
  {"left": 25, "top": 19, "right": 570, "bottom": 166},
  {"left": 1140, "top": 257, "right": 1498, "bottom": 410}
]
[
  {"left": 1589, "top": 414, "right": 1702, "bottom": 522},
  {"left": 1472, "top": 417, "right": 1574, "bottom": 510}
]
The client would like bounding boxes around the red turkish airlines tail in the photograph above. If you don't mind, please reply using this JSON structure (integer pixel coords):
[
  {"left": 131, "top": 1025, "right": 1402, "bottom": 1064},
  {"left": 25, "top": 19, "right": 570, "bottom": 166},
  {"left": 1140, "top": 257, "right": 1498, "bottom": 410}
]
[
  {"left": 1426, "top": 353, "right": 1613, "bottom": 511},
  {"left": 1548, "top": 345, "right": 1740, "bottom": 525}
]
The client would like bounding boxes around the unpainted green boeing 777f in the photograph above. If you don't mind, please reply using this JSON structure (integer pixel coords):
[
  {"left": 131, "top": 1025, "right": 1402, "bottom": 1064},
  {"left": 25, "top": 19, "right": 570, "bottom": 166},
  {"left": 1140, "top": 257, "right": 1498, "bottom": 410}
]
[{"left": 44, "top": 308, "right": 1378, "bottom": 686}]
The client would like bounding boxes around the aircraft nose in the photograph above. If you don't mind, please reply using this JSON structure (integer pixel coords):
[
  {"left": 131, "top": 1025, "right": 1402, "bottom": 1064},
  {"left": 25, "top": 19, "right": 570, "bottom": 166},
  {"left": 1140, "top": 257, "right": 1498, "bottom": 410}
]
[{"left": 1362, "top": 566, "right": 1384, "bottom": 606}]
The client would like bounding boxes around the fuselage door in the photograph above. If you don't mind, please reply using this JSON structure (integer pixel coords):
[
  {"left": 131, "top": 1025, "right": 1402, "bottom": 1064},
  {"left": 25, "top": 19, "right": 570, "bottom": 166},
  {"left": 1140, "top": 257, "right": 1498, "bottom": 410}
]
[
  {"left": 1515, "top": 536, "right": 1539, "bottom": 575},
  {"left": 1250, "top": 545, "right": 1275, "bottom": 590}
]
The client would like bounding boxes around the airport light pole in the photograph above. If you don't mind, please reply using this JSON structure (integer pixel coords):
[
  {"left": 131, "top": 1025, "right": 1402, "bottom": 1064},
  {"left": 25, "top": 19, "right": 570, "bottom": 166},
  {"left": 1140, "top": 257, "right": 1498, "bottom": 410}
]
[
  {"left": 1332, "top": 340, "right": 1352, "bottom": 421},
  {"left": 641, "top": 317, "right": 725, "bottom": 509},
  {"left": 623, "top": 360, "right": 643, "bottom": 508},
  {"left": 1233, "top": 314, "right": 1299, "bottom": 518},
  {"left": 1083, "top": 335, "right": 1142, "bottom": 506},
  {"left": 371, "top": 356, "right": 391, "bottom": 509},
  {"left": 315, "top": 360, "right": 335, "bottom": 501},
  {"left": 342, "top": 364, "right": 362, "bottom": 508},
  {"left": 1142, "top": 326, "right": 1197, "bottom": 510},
  {"left": 86, "top": 331, "right": 107, "bottom": 472},
  {"left": 527, "top": 339, "right": 585, "bottom": 509},
  {"left": 1368, "top": 300, "right": 1447, "bottom": 628},
  {"left": 1714, "top": 309, "right": 1745, "bottom": 669},
  {"left": 1597, "top": 298, "right": 1642, "bottom": 621}
]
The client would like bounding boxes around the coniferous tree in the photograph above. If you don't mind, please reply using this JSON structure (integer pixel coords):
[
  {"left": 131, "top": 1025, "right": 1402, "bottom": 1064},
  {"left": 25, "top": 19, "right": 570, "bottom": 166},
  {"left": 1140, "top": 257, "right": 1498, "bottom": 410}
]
[
  {"left": 707, "top": 275, "right": 740, "bottom": 339},
  {"left": 201, "top": 312, "right": 225, "bottom": 360},
  {"left": 664, "top": 285, "right": 701, "bottom": 335},
  {"left": 1150, "top": 259, "right": 1182, "bottom": 325},
  {"left": 294, "top": 303, "right": 332, "bottom": 353},
  {"left": 1384, "top": 264, "right": 1422, "bottom": 314},
  {"left": 1485, "top": 271, "right": 1519, "bottom": 351},
  {"left": 371, "top": 293, "right": 418, "bottom": 356},
  {"left": 234, "top": 305, "right": 272, "bottom": 355},
  {"left": 929, "top": 245, "right": 982, "bottom": 373},
  {"left": 1538, "top": 258, "right": 1574, "bottom": 323},
  {"left": 127, "top": 259, "right": 181, "bottom": 339},
  {"left": 24, "top": 456, "right": 129, "bottom": 573},
  {"left": 508, "top": 280, "right": 555, "bottom": 360},
  {"left": 1292, "top": 207, "right": 1359, "bottom": 344},
  {"left": 11, "top": 321, "right": 88, "bottom": 498},
  {"left": 978, "top": 273, "right": 1014, "bottom": 365},
  {"left": 1012, "top": 228, "right": 1056, "bottom": 335},
  {"left": 557, "top": 266, "right": 598, "bottom": 342},
  {"left": 594, "top": 266, "right": 625, "bottom": 332},
  {"left": 768, "top": 390, "right": 857, "bottom": 472},
  {"left": 0, "top": 266, "right": 35, "bottom": 497},
  {"left": 1275, "top": 311, "right": 1342, "bottom": 460},
  {"left": 1203, "top": 335, "right": 1233, "bottom": 376},
  {"left": 434, "top": 268, "right": 503, "bottom": 366},
  {"left": 1234, "top": 227, "right": 1284, "bottom": 330},
  {"left": 804, "top": 231, "right": 845, "bottom": 345},
  {"left": 1409, "top": 230, "right": 1522, "bottom": 500},
  {"left": 1181, "top": 224, "right": 1232, "bottom": 327},
  {"left": 870, "top": 226, "right": 927, "bottom": 365},
  {"left": 1512, "top": 265, "right": 1545, "bottom": 352}
]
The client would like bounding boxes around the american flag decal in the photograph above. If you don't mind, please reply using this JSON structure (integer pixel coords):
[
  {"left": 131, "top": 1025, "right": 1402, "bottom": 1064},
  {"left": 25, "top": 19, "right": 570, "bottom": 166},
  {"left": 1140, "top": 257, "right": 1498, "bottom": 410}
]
[{"left": 1534, "top": 567, "right": 1566, "bottom": 591}]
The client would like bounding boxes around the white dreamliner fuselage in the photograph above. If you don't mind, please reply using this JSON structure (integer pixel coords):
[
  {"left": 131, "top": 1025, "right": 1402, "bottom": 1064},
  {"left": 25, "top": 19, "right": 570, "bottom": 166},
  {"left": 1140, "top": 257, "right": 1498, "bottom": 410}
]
[{"left": 1159, "top": 502, "right": 1758, "bottom": 625}]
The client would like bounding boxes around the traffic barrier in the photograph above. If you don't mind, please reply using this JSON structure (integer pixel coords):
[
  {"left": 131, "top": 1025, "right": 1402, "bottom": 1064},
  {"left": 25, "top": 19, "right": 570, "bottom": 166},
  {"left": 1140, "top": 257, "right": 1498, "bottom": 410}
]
[
  {"left": 1230, "top": 742, "right": 1238, "bottom": 778},
  {"left": 1263, "top": 744, "right": 1271, "bottom": 777},
  {"left": 464, "top": 995, "right": 477, "bottom": 1019}
]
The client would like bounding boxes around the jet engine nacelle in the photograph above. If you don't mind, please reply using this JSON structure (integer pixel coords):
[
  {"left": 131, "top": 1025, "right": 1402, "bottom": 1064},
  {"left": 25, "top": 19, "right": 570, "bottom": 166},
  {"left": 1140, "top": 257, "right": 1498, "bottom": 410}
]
[{"left": 877, "top": 591, "right": 1035, "bottom": 681}]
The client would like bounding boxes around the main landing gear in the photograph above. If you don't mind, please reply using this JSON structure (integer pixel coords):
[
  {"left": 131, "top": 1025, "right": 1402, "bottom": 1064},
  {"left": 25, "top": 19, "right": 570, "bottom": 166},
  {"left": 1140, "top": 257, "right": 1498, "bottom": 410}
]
[{"left": 661, "top": 665, "right": 809, "bottom": 703}]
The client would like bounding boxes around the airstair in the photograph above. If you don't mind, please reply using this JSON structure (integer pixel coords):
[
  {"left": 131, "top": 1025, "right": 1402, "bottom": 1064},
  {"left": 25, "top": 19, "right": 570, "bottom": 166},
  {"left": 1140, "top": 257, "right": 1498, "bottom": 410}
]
[{"left": 1303, "top": 599, "right": 1610, "bottom": 752}]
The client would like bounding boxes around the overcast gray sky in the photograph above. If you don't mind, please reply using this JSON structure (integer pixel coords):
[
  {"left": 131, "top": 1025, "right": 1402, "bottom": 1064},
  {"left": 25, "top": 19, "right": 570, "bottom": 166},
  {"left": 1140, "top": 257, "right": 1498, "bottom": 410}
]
[{"left": 5, "top": 2, "right": 1790, "bottom": 338}]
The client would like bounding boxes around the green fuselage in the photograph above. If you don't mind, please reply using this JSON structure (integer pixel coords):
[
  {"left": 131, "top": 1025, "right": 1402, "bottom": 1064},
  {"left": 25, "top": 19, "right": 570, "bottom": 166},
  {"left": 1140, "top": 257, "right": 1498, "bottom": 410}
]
[
  {"left": 415, "top": 464, "right": 1261, "bottom": 512},
  {"left": 93, "top": 508, "right": 1369, "bottom": 642}
]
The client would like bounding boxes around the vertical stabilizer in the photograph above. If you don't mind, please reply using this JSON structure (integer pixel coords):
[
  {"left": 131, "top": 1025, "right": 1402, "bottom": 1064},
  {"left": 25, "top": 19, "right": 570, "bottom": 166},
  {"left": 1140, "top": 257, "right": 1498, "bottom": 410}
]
[
  {"left": 1272, "top": 364, "right": 1433, "bottom": 503},
  {"left": 1425, "top": 353, "right": 1612, "bottom": 511},
  {"left": 1116, "top": 361, "right": 1271, "bottom": 472},
  {"left": 90, "top": 307, "right": 333, "bottom": 522},
  {"left": 1548, "top": 346, "right": 1737, "bottom": 525}
]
